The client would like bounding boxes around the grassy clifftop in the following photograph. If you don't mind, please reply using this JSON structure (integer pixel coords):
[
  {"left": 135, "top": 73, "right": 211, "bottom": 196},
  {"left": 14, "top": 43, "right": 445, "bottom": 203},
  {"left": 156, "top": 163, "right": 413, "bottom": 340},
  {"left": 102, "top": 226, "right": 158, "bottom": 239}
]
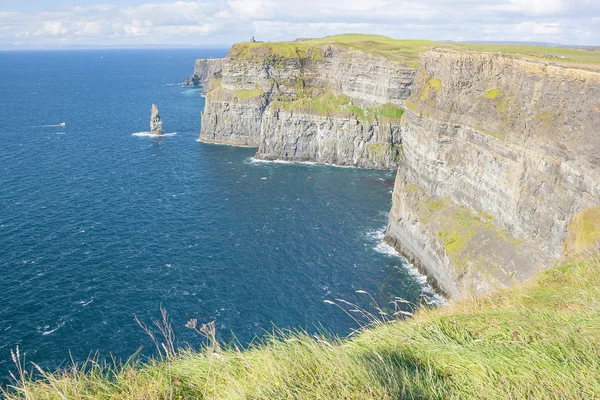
[
  {"left": 4, "top": 255, "right": 600, "bottom": 399},
  {"left": 228, "top": 34, "right": 600, "bottom": 69}
]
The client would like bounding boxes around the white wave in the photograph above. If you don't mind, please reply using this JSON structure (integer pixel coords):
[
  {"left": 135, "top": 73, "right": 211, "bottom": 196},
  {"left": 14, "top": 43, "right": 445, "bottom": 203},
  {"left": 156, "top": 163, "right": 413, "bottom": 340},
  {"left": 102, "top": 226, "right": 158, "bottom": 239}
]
[
  {"left": 40, "top": 320, "right": 65, "bottom": 336},
  {"left": 197, "top": 140, "right": 256, "bottom": 148},
  {"left": 56, "top": 132, "right": 66, "bottom": 135},
  {"left": 247, "top": 157, "right": 358, "bottom": 169},
  {"left": 80, "top": 298, "right": 94, "bottom": 307},
  {"left": 366, "top": 227, "right": 446, "bottom": 305},
  {"left": 132, "top": 132, "right": 177, "bottom": 137}
]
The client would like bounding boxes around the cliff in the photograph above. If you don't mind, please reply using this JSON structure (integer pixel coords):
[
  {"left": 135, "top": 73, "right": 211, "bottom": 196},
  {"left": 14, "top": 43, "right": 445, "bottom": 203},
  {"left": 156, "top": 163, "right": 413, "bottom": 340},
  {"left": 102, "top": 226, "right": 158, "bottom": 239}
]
[
  {"left": 384, "top": 49, "right": 600, "bottom": 297},
  {"left": 197, "top": 39, "right": 414, "bottom": 167},
  {"left": 183, "top": 58, "right": 223, "bottom": 87},
  {"left": 195, "top": 35, "right": 600, "bottom": 299}
]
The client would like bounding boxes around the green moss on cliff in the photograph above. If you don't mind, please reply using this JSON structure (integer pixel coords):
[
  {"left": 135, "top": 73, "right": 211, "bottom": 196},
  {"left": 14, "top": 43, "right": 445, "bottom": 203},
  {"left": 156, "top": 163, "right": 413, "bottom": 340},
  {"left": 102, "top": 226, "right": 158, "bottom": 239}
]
[
  {"left": 428, "top": 77, "right": 442, "bottom": 91},
  {"left": 374, "top": 103, "right": 404, "bottom": 120},
  {"left": 233, "top": 88, "right": 265, "bottom": 99},
  {"left": 565, "top": 206, "right": 600, "bottom": 253},
  {"left": 271, "top": 91, "right": 404, "bottom": 122},
  {"left": 404, "top": 184, "right": 530, "bottom": 275},
  {"left": 481, "top": 87, "right": 513, "bottom": 120},
  {"left": 483, "top": 88, "right": 502, "bottom": 99}
]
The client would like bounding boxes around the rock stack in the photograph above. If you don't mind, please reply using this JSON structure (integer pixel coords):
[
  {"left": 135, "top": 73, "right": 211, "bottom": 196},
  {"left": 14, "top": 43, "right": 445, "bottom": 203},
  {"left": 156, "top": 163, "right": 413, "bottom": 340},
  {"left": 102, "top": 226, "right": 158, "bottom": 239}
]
[{"left": 150, "top": 104, "right": 163, "bottom": 135}]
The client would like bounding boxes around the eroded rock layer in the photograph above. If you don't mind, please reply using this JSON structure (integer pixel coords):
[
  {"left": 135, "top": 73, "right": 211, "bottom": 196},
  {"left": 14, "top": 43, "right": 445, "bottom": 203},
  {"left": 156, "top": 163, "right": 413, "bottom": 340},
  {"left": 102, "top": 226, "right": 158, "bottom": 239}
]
[
  {"left": 385, "top": 49, "right": 600, "bottom": 297},
  {"left": 197, "top": 43, "right": 413, "bottom": 166}
]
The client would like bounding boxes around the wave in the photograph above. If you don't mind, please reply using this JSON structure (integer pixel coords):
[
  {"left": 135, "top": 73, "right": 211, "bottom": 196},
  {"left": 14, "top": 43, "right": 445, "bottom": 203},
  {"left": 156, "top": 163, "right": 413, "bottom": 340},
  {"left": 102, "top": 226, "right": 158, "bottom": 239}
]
[
  {"left": 40, "top": 320, "right": 66, "bottom": 336},
  {"left": 366, "top": 227, "right": 445, "bottom": 305},
  {"left": 197, "top": 140, "right": 256, "bottom": 147},
  {"left": 247, "top": 157, "right": 358, "bottom": 169},
  {"left": 132, "top": 132, "right": 177, "bottom": 137},
  {"left": 79, "top": 298, "right": 94, "bottom": 307}
]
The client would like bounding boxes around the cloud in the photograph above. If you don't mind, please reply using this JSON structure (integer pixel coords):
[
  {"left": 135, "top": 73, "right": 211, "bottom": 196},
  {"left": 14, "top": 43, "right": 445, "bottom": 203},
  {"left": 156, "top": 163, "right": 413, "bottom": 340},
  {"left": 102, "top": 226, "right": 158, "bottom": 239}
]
[{"left": 0, "top": 0, "right": 598, "bottom": 49}]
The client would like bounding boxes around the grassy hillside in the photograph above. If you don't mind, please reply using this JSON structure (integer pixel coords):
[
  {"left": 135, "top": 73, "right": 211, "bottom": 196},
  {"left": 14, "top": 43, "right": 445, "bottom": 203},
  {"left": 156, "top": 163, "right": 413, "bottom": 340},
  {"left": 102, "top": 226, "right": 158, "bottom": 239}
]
[
  {"left": 230, "top": 34, "right": 600, "bottom": 69},
  {"left": 3, "top": 255, "right": 600, "bottom": 399}
]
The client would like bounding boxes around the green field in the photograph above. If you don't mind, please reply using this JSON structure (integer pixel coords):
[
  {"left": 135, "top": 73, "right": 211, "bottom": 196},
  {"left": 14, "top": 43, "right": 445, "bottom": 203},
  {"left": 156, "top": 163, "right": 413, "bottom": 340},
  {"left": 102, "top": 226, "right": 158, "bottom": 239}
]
[
  {"left": 230, "top": 34, "right": 600, "bottom": 69},
  {"left": 4, "top": 255, "right": 600, "bottom": 399}
]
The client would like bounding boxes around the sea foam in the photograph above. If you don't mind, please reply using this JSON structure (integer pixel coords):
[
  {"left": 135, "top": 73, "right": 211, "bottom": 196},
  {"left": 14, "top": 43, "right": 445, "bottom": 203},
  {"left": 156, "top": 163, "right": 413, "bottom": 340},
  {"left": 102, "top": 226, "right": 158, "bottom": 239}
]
[{"left": 132, "top": 132, "right": 177, "bottom": 137}]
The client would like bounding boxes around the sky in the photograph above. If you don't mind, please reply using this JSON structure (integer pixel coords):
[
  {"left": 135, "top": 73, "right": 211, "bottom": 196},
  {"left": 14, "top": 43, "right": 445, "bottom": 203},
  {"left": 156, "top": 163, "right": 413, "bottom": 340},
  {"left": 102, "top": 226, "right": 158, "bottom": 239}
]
[{"left": 1, "top": 0, "right": 599, "bottom": 49}]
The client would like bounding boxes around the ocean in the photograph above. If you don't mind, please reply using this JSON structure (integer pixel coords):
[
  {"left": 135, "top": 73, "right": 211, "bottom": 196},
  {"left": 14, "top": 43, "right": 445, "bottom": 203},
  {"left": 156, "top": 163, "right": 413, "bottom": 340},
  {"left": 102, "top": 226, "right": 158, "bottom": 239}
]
[{"left": 0, "top": 48, "right": 436, "bottom": 382}]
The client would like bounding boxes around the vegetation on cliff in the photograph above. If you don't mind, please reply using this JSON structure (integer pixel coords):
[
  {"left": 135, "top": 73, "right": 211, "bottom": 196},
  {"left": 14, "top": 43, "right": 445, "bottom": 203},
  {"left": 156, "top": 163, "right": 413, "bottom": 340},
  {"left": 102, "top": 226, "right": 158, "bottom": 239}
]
[
  {"left": 270, "top": 91, "right": 404, "bottom": 122},
  {"left": 4, "top": 254, "right": 600, "bottom": 399},
  {"left": 228, "top": 34, "right": 600, "bottom": 70}
]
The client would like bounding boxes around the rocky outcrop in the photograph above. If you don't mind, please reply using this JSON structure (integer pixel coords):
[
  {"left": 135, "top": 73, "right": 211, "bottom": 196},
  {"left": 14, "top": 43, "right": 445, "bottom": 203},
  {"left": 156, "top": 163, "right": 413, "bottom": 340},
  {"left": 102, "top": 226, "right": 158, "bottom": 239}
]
[
  {"left": 256, "top": 110, "right": 402, "bottom": 169},
  {"left": 150, "top": 104, "right": 163, "bottom": 135},
  {"left": 194, "top": 41, "right": 600, "bottom": 299},
  {"left": 197, "top": 43, "right": 413, "bottom": 166},
  {"left": 183, "top": 58, "right": 224, "bottom": 87}
]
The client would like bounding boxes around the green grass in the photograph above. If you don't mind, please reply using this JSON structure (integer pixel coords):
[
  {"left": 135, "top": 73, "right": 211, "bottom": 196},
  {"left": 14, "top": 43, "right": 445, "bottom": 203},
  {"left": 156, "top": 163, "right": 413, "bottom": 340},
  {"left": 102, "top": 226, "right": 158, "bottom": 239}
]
[
  {"left": 299, "top": 34, "right": 437, "bottom": 66},
  {"left": 565, "top": 205, "right": 600, "bottom": 253},
  {"left": 233, "top": 88, "right": 265, "bottom": 99},
  {"left": 453, "top": 42, "right": 600, "bottom": 67},
  {"left": 228, "top": 42, "right": 324, "bottom": 62},
  {"left": 226, "top": 34, "right": 600, "bottom": 69},
  {"left": 4, "top": 255, "right": 600, "bottom": 399},
  {"left": 271, "top": 91, "right": 404, "bottom": 122}
]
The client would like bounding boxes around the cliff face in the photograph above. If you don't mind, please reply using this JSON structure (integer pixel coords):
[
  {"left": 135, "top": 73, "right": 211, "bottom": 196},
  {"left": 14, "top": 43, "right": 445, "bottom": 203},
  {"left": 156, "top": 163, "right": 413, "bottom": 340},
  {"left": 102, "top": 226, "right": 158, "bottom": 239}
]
[
  {"left": 197, "top": 43, "right": 413, "bottom": 167},
  {"left": 195, "top": 40, "right": 600, "bottom": 299},
  {"left": 385, "top": 49, "right": 600, "bottom": 297},
  {"left": 183, "top": 58, "right": 223, "bottom": 87}
]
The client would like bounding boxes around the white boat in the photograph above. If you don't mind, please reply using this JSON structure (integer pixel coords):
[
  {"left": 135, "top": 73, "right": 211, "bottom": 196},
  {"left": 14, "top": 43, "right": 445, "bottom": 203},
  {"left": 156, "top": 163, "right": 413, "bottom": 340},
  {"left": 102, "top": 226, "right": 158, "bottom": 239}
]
[{"left": 59, "top": 122, "right": 66, "bottom": 127}]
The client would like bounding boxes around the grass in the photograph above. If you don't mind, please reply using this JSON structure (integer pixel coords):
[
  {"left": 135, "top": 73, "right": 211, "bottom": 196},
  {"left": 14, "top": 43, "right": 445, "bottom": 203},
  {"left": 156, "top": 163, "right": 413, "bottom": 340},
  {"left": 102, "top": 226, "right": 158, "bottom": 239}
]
[
  {"left": 453, "top": 42, "right": 600, "bottom": 67},
  {"left": 299, "top": 34, "right": 437, "bottom": 67},
  {"left": 226, "top": 34, "right": 600, "bottom": 69},
  {"left": 271, "top": 91, "right": 404, "bottom": 121},
  {"left": 232, "top": 88, "right": 265, "bottom": 99},
  {"left": 565, "top": 205, "right": 600, "bottom": 253},
  {"left": 4, "top": 255, "right": 600, "bottom": 399},
  {"left": 228, "top": 42, "right": 324, "bottom": 62}
]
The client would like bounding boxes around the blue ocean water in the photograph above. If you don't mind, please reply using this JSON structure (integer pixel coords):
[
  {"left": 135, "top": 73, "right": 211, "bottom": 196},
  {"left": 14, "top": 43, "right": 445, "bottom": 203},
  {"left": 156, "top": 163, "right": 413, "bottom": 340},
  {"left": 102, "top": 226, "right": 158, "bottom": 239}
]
[{"left": 0, "top": 49, "right": 435, "bottom": 382}]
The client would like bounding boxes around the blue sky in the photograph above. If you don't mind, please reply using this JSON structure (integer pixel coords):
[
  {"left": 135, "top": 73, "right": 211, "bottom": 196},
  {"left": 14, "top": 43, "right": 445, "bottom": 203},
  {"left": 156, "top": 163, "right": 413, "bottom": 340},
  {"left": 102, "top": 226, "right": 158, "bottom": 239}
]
[{"left": 1, "top": 0, "right": 599, "bottom": 49}]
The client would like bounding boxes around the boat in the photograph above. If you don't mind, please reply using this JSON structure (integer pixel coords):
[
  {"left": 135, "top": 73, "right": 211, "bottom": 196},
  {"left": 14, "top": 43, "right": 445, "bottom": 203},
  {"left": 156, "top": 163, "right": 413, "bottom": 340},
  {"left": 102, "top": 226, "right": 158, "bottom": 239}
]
[{"left": 59, "top": 122, "right": 66, "bottom": 127}]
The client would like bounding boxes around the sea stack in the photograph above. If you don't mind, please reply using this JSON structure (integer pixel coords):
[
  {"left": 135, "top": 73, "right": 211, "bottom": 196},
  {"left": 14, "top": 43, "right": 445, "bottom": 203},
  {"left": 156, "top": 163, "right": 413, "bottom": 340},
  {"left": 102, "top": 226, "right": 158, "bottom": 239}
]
[{"left": 150, "top": 104, "right": 163, "bottom": 135}]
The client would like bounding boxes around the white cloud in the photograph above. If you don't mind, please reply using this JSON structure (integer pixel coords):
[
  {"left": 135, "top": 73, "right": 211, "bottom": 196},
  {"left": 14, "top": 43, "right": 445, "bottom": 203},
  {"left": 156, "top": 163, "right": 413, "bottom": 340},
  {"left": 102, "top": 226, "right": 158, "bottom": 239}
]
[
  {"left": 44, "top": 22, "right": 68, "bottom": 35},
  {"left": 515, "top": 21, "right": 563, "bottom": 35},
  {"left": 0, "top": 0, "right": 598, "bottom": 49}
]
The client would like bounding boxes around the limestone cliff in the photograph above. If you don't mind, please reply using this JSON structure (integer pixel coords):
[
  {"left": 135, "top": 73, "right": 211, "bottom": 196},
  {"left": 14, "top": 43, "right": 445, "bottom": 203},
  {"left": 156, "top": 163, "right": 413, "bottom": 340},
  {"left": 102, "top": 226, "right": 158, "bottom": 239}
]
[
  {"left": 183, "top": 58, "right": 224, "bottom": 87},
  {"left": 385, "top": 49, "right": 600, "bottom": 298},
  {"left": 197, "top": 43, "right": 413, "bottom": 167},
  {"left": 194, "top": 38, "right": 600, "bottom": 299}
]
